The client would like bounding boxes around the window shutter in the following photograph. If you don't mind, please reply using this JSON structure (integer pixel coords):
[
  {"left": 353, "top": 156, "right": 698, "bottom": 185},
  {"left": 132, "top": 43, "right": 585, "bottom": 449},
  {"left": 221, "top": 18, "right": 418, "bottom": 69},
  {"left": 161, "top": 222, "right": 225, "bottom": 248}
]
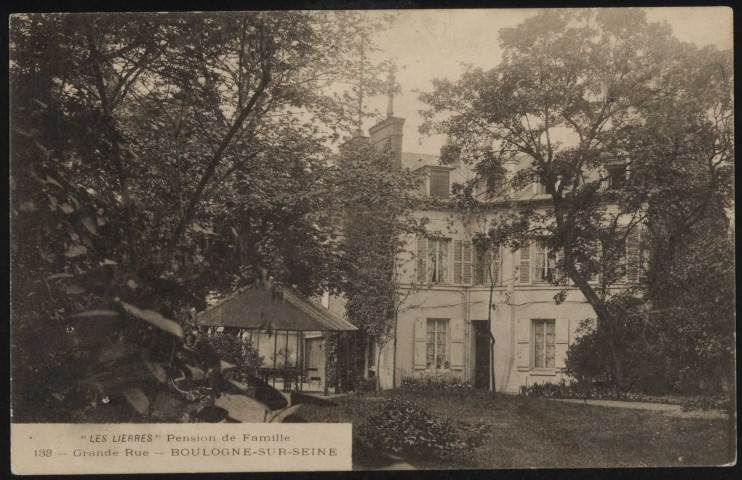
[
  {"left": 416, "top": 237, "right": 427, "bottom": 283},
  {"left": 519, "top": 242, "right": 531, "bottom": 284},
  {"left": 450, "top": 318, "right": 465, "bottom": 370},
  {"left": 413, "top": 318, "right": 427, "bottom": 370},
  {"left": 463, "top": 241, "right": 472, "bottom": 284},
  {"left": 516, "top": 318, "right": 530, "bottom": 370},
  {"left": 626, "top": 228, "right": 640, "bottom": 284},
  {"left": 555, "top": 318, "right": 570, "bottom": 369},
  {"left": 453, "top": 240, "right": 463, "bottom": 284}
]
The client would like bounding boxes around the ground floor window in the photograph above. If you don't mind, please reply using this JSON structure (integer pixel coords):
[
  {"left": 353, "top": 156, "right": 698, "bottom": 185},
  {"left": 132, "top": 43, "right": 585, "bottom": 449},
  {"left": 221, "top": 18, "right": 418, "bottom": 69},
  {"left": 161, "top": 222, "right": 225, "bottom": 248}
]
[
  {"left": 426, "top": 318, "right": 449, "bottom": 369},
  {"left": 533, "top": 319, "right": 555, "bottom": 368}
]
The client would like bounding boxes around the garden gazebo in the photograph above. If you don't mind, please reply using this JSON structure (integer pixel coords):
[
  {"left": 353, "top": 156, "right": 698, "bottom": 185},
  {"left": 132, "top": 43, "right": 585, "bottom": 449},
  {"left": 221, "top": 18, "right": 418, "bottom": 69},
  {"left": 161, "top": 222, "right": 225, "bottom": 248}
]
[{"left": 196, "top": 283, "right": 357, "bottom": 394}]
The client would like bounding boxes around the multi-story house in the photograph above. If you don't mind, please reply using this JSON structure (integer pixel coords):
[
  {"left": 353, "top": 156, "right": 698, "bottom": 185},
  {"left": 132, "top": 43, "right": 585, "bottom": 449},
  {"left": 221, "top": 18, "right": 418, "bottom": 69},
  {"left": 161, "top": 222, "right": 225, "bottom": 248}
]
[{"left": 329, "top": 106, "right": 641, "bottom": 393}]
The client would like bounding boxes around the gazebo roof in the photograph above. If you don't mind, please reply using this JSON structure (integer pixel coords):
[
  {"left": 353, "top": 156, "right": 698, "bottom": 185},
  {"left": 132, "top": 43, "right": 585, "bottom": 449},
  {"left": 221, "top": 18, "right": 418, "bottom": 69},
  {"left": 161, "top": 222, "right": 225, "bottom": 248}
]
[{"left": 196, "top": 283, "right": 357, "bottom": 332}]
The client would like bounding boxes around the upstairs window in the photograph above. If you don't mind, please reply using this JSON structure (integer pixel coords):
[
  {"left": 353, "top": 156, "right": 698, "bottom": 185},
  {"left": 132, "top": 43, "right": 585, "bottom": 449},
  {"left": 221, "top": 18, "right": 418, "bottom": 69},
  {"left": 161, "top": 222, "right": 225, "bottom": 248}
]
[
  {"left": 429, "top": 170, "right": 450, "bottom": 199},
  {"left": 416, "top": 237, "right": 451, "bottom": 284},
  {"left": 533, "top": 175, "right": 548, "bottom": 195},
  {"left": 474, "top": 245, "right": 500, "bottom": 286},
  {"left": 534, "top": 242, "right": 559, "bottom": 283}
]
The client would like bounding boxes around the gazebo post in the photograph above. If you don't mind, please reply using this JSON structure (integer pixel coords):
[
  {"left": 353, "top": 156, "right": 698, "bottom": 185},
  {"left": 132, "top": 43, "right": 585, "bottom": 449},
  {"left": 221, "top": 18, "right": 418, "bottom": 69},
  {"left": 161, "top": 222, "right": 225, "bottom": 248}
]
[
  {"left": 324, "top": 330, "right": 330, "bottom": 396},
  {"left": 284, "top": 330, "right": 290, "bottom": 390},
  {"left": 296, "top": 331, "right": 301, "bottom": 391},
  {"left": 273, "top": 331, "right": 278, "bottom": 388}
]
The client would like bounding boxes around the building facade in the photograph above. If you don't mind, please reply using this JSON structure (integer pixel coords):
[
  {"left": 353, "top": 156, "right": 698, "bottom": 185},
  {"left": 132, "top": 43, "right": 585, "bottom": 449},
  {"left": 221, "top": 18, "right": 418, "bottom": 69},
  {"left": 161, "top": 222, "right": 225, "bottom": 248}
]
[{"left": 331, "top": 108, "right": 638, "bottom": 393}]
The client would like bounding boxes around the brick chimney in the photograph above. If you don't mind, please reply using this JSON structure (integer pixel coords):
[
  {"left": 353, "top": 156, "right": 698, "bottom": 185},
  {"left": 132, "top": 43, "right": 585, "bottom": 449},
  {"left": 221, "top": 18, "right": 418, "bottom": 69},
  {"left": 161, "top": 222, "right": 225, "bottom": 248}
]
[
  {"left": 368, "top": 71, "right": 404, "bottom": 170},
  {"left": 368, "top": 117, "right": 405, "bottom": 170}
]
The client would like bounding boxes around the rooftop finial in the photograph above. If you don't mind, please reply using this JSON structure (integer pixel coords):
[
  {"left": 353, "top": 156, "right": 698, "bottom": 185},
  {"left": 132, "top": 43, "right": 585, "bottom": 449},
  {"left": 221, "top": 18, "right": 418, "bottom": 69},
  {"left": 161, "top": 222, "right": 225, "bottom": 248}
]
[{"left": 386, "top": 68, "right": 396, "bottom": 119}]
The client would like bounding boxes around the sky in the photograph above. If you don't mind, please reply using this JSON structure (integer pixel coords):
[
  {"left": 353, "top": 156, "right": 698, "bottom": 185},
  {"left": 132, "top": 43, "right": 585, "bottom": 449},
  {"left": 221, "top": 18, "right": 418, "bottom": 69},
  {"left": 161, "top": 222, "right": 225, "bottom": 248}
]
[{"left": 358, "top": 7, "right": 733, "bottom": 156}]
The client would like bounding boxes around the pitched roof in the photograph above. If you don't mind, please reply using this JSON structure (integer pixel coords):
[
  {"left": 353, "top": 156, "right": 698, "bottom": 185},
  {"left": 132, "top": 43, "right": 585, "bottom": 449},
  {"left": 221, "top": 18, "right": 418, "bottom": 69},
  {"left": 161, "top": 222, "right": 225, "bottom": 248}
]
[
  {"left": 401, "top": 152, "right": 440, "bottom": 171},
  {"left": 197, "top": 283, "right": 357, "bottom": 332}
]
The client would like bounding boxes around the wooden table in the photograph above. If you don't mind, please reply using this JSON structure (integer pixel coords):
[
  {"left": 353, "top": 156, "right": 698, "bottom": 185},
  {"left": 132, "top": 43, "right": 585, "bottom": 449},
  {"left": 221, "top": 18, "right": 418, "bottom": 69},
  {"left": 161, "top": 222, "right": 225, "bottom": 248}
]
[{"left": 258, "top": 367, "right": 305, "bottom": 391}]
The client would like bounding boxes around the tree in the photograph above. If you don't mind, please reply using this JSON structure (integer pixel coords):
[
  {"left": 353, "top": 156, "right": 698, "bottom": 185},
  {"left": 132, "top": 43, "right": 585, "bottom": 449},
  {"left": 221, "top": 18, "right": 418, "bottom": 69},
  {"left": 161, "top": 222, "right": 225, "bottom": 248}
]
[
  {"left": 335, "top": 140, "right": 424, "bottom": 392},
  {"left": 10, "top": 12, "right": 393, "bottom": 421},
  {"left": 419, "top": 9, "right": 733, "bottom": 391}
]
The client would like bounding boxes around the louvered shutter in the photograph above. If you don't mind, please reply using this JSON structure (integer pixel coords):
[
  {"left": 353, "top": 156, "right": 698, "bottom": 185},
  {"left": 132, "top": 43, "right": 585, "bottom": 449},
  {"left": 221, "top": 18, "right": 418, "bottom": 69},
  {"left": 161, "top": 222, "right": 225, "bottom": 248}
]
[
  {"left": 626, "top": 228, "right": 640, "bottom": 284},
  {"left": 413, "top": 318, "right": 427, "bottom": 370},
  {"left": 555, "top": 318, "right": 570, "bottom": 369},
  {"left": 450, "top": 318, "right": 465, "bottom": 370},
  {"left": 453, "top": 240, "right": 463, "bottom": 284},
  {"left": 463, "top": 241, "right": 473, "bottom": 284},
  {"left": 519, "top": 242, "right": 531, "bottom": 284},
  {"left": 516, "top": 318, "right": 530, "bottom": 370},
  {"left": 416, "top": 237, "right": 427, "bottom": 283}
]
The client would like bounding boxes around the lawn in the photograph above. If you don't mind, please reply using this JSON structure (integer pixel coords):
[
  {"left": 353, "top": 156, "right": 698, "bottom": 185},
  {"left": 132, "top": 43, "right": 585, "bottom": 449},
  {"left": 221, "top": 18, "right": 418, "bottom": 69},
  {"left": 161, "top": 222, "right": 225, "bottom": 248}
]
[{"left": 298, "top": 389, "right": 736, "bottom": 469}]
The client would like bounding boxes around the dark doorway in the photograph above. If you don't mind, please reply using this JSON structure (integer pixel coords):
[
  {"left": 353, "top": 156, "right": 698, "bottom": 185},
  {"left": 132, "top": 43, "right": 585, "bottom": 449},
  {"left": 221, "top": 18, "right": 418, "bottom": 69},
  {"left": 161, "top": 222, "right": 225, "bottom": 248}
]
[{"left": 473, "top": 320, "right": 491, "bottom": 388}]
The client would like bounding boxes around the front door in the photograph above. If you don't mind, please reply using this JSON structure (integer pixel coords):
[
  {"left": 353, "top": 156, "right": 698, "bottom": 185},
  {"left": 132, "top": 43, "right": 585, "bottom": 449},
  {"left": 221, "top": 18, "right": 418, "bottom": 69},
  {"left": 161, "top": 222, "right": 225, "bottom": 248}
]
[
  {"left": 473, "top": 320, "right": 491, "bottom": 389},
  {"left": 304, "top": 338, "right": 325, "bottom": 390}
]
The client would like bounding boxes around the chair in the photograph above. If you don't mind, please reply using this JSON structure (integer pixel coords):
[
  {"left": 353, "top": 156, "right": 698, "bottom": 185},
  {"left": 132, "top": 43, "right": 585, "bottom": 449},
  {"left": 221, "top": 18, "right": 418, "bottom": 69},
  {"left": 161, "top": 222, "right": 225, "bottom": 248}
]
[{"left": 305, "top": 367, "right": 321, "bottom": 390}]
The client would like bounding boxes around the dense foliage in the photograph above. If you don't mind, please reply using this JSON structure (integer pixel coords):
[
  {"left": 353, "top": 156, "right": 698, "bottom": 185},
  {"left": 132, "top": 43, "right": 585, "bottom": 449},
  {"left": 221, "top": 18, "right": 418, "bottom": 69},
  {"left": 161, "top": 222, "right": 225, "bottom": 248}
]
[
  {"left": 197, "top": 331, "right": 263, "bottom": 382},
  {"left": 336, "top": 141, "right": 424, "bottom": 390},
  {"left": 566, "top": 212, "right": 735, "bottom": 394},
  {"left": 10, "top": 12, "right": 392, "bottom": 422},
  {"left": 359, "top": 397, "right": 490, "bottom": 461},
  {"left": 420, "top": 9, "right": 733, "bottom": 392}
]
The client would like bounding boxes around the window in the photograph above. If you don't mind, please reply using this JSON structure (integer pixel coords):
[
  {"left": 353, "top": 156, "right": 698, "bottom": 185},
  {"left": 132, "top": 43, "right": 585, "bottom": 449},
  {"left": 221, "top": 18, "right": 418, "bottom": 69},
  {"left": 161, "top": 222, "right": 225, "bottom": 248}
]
[
  {"left": 477, "top": 166, "right": 508, "bottom": 200},
  {"left": 429, "top": 170, "right": 450, "bottom": 199},
  {"left": 533, "top": 175, "right": 548, "bottom": 195},
  {"left": 416, "top": 237, "right": 451, "bottom": 283},
  {"left": 426, "top": 318, "right": 449, "bottom": 369},
  {"left": 605, "top": 165, "right": 627, "bottom": 190},
  {"left": 534, "top": 242, "right": 559, "bottom": 283},
  {"left": 474, "top": 244, "right": 500, "bottom": 286},
  {"left": 533, "top": 319, "right": 555, "bottom": 369}
]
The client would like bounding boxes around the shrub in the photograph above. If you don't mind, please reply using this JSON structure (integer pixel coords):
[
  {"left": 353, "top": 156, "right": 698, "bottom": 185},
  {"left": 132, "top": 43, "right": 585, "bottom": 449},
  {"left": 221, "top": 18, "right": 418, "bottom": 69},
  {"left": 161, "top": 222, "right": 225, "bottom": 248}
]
[
  {"left": 400, "top": 374, "right": 472, "bottom": 391},
  {"left": 520, "top": 379, "right": 642, "bottom": 402},
  {"left": 196, "top": 332, "right": 262, "bottom": 382},
  {"left": 359, "top": 397, "right": 471, "bottom": 461}
]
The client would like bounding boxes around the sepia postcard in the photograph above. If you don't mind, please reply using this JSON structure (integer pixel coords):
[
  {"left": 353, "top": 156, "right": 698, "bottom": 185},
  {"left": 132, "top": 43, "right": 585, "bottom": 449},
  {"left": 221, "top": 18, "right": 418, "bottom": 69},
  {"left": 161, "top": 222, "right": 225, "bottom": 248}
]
[{"left": 9, "top": 7, "right": 735, "bottom": 474}]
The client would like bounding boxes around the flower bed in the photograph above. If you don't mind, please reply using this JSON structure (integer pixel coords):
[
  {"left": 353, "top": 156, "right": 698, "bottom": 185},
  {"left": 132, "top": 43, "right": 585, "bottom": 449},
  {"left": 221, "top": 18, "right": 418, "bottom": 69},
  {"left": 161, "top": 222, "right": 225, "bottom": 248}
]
[
  {"left": 520, "top": 380, "right": 732, "bottom": 411},
  {"left": 358, "top": 396, "right": 492, "bottom": 462},
  {"left": 400, "top": 374, "right": 472, "bottom": 391},
  {"left": 520, "top": 380, "right": 641, "bottom": 402}
]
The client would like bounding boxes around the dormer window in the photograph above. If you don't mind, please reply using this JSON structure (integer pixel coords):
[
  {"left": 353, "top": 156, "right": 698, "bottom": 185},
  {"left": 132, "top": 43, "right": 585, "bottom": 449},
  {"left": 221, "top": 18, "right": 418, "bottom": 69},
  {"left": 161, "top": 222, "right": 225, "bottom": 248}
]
[
  {"left": 604, "top": 164, "right": 627, "bottom": 190},
  {"left": 413, "top": 164, "right": 455, "bottom": 200},
  {"left": 429, "top": 170, "right": 450, "bottom": 199}
]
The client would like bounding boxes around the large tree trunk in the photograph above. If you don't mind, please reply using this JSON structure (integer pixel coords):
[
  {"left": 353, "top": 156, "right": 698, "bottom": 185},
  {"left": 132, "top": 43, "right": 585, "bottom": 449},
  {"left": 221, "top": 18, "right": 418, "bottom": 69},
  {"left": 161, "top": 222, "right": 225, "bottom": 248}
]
[{"left": 566, "top": 263, "right": 627, "bottom": 392}]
